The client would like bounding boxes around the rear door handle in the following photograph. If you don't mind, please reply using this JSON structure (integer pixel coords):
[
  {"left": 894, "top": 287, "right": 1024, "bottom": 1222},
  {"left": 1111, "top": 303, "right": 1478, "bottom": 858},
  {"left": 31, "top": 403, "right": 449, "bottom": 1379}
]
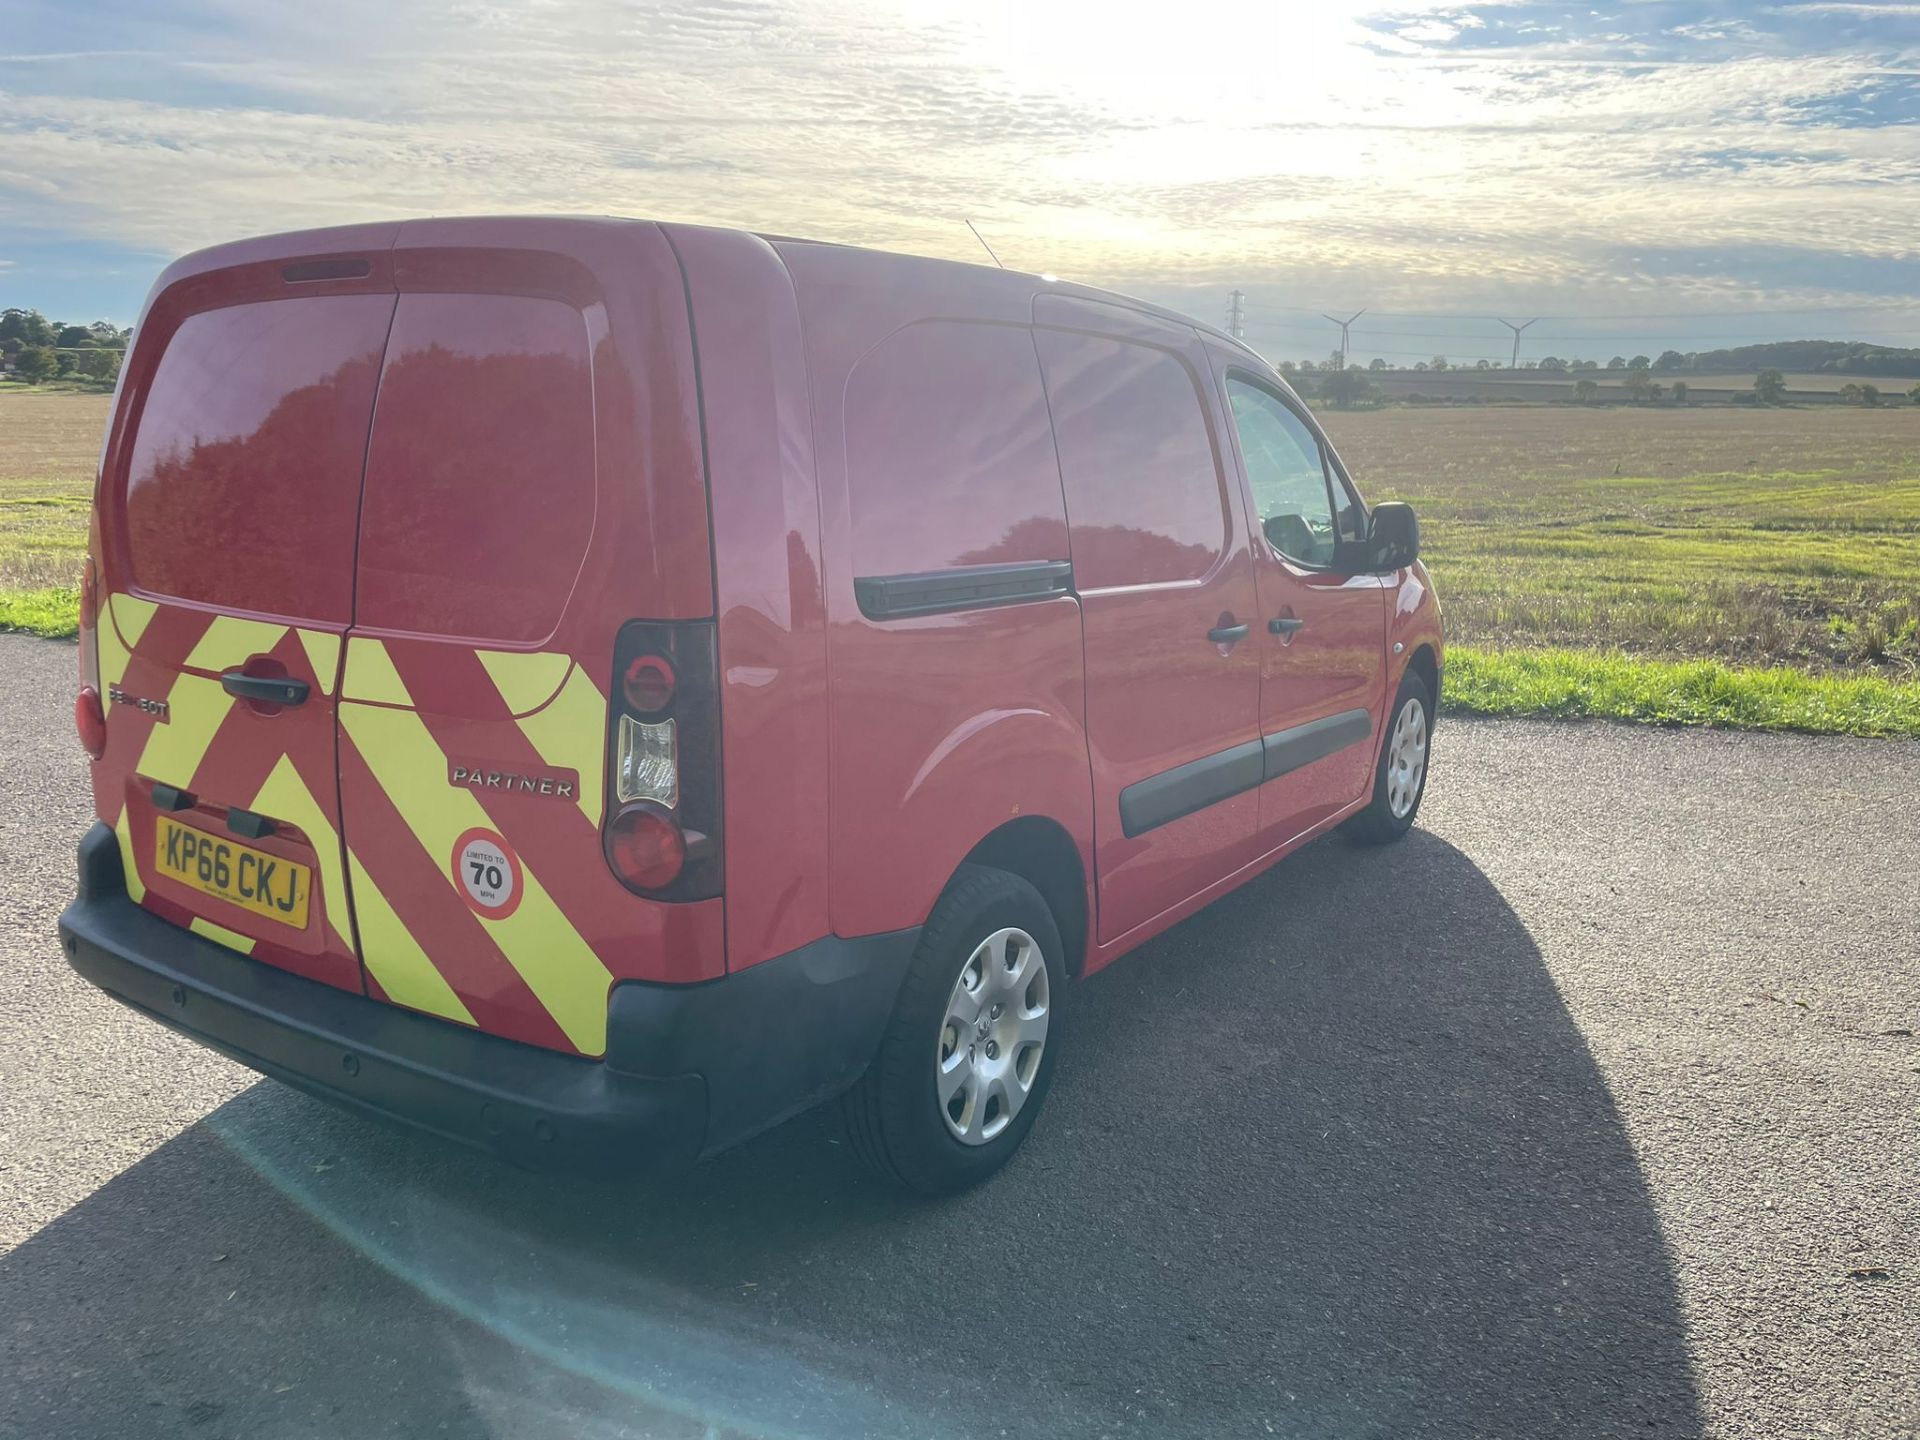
[
  {"left": 1269, "top": 617, "right": 1306, "bottom": 636},
  {"left": 1207, "top": 623, "right": 1250, "bottom": 644},
  {"left": 220, "top": 672, "right": 310, "bottom": 707}
]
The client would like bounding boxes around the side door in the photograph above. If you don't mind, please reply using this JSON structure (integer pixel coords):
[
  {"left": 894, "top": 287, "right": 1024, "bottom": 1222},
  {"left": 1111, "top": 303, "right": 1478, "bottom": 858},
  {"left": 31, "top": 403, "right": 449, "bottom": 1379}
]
[
  {"left": 1035, "top": 301, "right": 1263, "bottom": 944},
  {"left": 1209, "top": 357, "right": 1388, "bottom": 841}
]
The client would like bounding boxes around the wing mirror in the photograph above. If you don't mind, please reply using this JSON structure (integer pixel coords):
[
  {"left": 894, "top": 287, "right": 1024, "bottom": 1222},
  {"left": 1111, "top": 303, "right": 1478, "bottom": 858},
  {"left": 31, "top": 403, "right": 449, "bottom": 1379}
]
[{"left": 1366, "top": 502, "right": 1420, "bottom": 571}]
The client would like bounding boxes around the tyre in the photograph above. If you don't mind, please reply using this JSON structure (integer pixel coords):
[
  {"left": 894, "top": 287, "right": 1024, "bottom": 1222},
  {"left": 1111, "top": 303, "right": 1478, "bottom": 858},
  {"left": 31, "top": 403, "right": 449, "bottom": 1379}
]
[
  {"left": 843, "top": 864, "right": 1063, "bottom": 1195},
  {"left": 1347, "top": 670, "right": 1433, "bottom": 845}
]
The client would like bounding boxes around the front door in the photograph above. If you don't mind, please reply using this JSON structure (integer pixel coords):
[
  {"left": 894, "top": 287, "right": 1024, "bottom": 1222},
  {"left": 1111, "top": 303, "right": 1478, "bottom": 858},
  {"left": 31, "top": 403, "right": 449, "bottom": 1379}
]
[
  {"left": 1034, "top": 302, "right": 1263, "bottom": 944},
  {"left": 1209, "top": 360, "right": 1387, "bottom": 842}
]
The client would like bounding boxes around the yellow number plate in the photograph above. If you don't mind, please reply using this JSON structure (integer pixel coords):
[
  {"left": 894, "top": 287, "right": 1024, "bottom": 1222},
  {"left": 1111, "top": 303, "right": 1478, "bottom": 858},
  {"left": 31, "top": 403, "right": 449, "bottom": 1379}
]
[{"left": 155, "top": 815, "right": 311, "bottom": 929}]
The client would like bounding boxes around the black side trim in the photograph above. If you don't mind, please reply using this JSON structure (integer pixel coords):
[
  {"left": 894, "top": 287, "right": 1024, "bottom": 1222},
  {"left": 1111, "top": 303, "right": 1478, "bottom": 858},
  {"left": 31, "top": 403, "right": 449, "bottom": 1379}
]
[
  {"left": 1263, "top": 707, "right": 1374, "bottom": 781},
  {"left": 1117, "top": 707, "right": 1377, "bottom": 838},
  {"left": 1119, "top": 739, "right": 1265, "bottom": 838},
  {"left": 855, "top": 560, "right": 1073, "bottom": 621}
]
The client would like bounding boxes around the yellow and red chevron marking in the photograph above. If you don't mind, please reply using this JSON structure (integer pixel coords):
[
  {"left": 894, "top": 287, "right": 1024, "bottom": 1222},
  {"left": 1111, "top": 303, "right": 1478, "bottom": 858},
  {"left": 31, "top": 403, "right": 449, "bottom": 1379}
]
[
  {"left": 96, "top": 595, "right": 364, "bottom": 994},
  {"left": 337, "top": 635, "right": 725, "bottom": 1057},
  {"left": 91, "top": 598, "right": 725, "bottom": 1062}
]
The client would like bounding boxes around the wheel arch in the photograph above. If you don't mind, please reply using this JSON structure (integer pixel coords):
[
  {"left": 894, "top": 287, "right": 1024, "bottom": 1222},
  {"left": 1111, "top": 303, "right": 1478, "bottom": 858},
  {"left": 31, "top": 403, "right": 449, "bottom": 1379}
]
[
  {"left": 960, "top": 816, "right": 1092, "bottom": 979},
  {"left": 1405, "top": 642, "right": 1440, "bottom": 718}
]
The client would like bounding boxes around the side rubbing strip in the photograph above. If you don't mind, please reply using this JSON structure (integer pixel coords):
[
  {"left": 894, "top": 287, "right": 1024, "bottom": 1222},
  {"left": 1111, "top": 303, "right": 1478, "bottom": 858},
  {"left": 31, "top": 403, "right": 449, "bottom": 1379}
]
[
  {"left": 1119, "top": 739, "right": 1265, "bottom": 839},
  {"left": 855, "top": 560, "right": 1074, "bottom": 621},
  {"left": 1262, "top": 708, "right": 1374, "bottom": 782}
]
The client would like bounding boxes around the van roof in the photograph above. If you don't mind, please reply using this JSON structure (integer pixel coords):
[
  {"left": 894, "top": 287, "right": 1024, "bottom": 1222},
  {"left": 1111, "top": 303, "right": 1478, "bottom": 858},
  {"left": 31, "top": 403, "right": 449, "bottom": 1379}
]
[
  {"left": 756, "top": 227, "right": 1267, "bottom": 363},
  {"left": 149, "top": 216, "right": 1269, "bottom": 371}
]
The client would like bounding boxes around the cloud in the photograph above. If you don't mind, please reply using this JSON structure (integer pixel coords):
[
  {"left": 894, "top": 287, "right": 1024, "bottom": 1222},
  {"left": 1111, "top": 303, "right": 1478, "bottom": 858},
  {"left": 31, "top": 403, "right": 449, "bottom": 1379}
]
[{"left": 0, "top": 0, "right": 1915, "bottom": 329}]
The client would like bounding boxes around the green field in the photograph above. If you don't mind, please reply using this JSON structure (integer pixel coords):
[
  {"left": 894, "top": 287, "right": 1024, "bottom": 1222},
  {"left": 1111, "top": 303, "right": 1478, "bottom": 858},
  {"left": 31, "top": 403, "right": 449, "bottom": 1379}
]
[{"left": 5, "top": 391, "right": 1918, "bottom": 734}]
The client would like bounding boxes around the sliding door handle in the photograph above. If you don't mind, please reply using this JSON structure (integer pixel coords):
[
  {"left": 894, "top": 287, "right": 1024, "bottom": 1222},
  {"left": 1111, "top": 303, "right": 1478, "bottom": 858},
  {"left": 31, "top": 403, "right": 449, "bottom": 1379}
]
[
  {"left": 1207, "top": 623, "right": 1250, "bottom": 644},
  {"left": 1269, "top": 617, "right": 1306, "bottom": 636}
]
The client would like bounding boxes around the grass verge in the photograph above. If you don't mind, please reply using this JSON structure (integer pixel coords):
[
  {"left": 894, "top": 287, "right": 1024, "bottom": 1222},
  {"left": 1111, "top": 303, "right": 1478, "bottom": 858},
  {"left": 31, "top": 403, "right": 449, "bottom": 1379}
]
[
  {"left": 0, "top": 587, "right": 80, "bottom": 639},
  {"left": 1446, "top": 646, "right": 1920, "bottom": 738}
]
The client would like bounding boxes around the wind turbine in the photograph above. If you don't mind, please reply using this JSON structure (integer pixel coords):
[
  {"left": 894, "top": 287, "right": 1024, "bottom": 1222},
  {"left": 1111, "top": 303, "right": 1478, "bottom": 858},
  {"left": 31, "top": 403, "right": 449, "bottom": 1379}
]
[
  {"left": 1497, "top": 318, "right": 1540, "bottom": 371},
  {"left": 1322, "top": 309, "right": 1365, "bottom": 367}
]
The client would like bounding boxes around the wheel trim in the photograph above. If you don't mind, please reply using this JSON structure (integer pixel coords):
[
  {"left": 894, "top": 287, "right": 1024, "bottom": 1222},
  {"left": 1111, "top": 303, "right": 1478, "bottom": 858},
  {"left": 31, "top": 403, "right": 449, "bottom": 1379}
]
[
  {"left": 936, "top": 926, "right": 1050, "bottom": 1146},
  {"left": 1386, "top": 696, "right": 1428, "bottom": 820}
]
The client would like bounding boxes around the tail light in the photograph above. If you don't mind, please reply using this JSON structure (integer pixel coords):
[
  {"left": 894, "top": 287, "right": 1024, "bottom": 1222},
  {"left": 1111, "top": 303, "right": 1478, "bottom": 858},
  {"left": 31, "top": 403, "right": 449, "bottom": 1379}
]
[
  {"left": 75, "top": 686, "right": 107, "bottom": 759},
  {"left": 603, "top": 621, "right": 722, "bottom": 899}
]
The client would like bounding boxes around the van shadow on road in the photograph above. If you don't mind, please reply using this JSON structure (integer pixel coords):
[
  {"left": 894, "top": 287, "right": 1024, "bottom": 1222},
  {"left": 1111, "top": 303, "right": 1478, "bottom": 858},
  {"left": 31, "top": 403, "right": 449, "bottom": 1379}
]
[{"left": 2, "top": 831, "right": 1701, "bottom": 1439}]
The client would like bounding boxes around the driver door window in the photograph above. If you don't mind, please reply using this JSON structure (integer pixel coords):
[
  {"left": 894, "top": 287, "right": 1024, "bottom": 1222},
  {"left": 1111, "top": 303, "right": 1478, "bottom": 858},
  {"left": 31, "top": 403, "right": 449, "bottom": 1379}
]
[{"left": 1226, "top": 378, "right": 1337, "bottom": 567}]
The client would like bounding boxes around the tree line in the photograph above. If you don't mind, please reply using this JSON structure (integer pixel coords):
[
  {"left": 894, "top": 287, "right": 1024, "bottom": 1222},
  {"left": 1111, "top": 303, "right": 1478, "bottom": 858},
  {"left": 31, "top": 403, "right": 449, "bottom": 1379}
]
[{"left": 1, "top": 307, "right": 129, "bottom": 385}]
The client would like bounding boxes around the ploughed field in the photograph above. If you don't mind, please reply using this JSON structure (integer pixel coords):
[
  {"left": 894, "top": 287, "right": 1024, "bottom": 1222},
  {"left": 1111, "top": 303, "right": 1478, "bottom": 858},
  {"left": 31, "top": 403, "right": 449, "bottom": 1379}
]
[{"left": 4, "top": 391, "right": 1916, "bottom": 721}]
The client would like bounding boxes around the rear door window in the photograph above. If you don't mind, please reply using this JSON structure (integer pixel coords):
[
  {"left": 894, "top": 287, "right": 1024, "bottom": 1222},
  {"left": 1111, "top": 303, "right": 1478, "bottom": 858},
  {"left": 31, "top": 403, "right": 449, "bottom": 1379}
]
[
  {"left": 1035, "top": 331, "right": 1229, "bottom": 589},
  {"left": 122, "top": 295, "right": 395, "bottom": 624},
  {"left": 354, "top": 294, "right": 596, "bottom": 644}
]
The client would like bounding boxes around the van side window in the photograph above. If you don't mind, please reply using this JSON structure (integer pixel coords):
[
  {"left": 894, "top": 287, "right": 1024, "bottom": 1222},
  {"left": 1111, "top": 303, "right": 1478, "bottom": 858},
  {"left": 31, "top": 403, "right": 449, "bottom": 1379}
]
[
  {"left": 844, "top": 321, "right": 1068, "bottom": 578},
  {"left": 1226, "top": 378, "right": 1337, "bottom": 568},
  {"left": 1036, "top": 331, "right": 1227, "bottom": 589}
]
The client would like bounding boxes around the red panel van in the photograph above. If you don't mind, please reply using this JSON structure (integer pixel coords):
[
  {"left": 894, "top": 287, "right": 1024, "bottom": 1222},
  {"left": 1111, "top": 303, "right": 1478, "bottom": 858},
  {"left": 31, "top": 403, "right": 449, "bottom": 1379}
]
[{"left": 60, "top": 219, "right": 1442, "bottom": 1194}]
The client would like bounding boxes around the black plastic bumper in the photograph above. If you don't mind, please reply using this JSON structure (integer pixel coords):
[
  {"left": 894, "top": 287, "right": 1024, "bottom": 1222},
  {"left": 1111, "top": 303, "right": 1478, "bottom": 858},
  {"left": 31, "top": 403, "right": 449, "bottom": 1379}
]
[{"left": 58, "top": 822, "right": 918, "bottom": 1174}]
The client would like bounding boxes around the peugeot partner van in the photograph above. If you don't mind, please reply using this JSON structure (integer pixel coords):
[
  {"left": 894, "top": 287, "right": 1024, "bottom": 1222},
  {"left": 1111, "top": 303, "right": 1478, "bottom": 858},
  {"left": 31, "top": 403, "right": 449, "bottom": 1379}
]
[{"left": 60, "top": 218, "right": 1442, "bottom": 1194}]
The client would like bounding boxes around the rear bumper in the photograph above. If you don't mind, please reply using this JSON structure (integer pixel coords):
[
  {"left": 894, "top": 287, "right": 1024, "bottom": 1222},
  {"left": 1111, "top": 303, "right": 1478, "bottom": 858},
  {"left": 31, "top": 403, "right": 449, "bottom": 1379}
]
[{"left": 58, "top": 822, "right": 917, "bottom": 1174}]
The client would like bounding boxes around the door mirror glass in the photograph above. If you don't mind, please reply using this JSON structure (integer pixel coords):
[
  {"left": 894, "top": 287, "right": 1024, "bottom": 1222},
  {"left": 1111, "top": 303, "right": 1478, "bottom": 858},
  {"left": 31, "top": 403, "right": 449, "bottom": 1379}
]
[{"left": 1366, "top": 502, "right": 1420, "bottom": 570}]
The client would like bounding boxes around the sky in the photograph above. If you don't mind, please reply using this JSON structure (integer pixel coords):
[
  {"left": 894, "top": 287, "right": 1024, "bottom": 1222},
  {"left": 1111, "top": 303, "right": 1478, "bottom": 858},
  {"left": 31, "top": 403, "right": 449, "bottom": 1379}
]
[{"left": 2, "top": 0, "right": 1917, "bottom": 365}]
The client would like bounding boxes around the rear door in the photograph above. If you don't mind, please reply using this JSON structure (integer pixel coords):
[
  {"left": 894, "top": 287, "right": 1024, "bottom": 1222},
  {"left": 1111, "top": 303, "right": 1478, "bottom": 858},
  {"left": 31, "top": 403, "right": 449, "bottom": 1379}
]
[
  {"left": 93, "top": 265, "right": 396, "bottom": 993},
  {"left": 331, "top": 220, "right": 722, "bottom": 1059}
]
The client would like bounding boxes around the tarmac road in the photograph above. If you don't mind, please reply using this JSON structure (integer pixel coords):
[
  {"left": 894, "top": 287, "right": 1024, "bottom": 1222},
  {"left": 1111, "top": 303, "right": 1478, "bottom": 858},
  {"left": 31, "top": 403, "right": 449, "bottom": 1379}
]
[{"left": 1, "top": 632, "right": 1914, "bottom": 1439}]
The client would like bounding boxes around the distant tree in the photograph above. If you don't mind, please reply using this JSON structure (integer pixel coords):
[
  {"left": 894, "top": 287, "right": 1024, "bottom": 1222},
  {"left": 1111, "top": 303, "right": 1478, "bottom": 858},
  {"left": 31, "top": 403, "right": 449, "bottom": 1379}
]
[
  {"left": 1909, "top": 382, "right": 1920, "bottom": 405},
  {"left": 1754, "top": 368, "right": 1788, "bottom": 405},
  {"left": 1571, "top": 358, "right": 1598, "bottom": 371},
  {"left": 1522, "top": 360, "right": 1540, "bottom": 370},
  {"left": 1647, "top": 382, "right": 1664, "bottom": 402},
  {"left": 1428, "top": 355, "right": 1450, "bottom": 372},
  {"left": 12, "top": 345, "right": 58, "bottom": 383},
  {"left": 1320, "top": 366, "right": 1373, "bottom": 409},
  {"left": 1623, "top": 370, "right": 1654, "bottom": 402},
  {"left": 1608, "top": 355, "right": 1627, "bottom": 370},
  {"left": 1414, "top": 361, "right": 1429, "bottom": 372},
  {"left": 1277, "top": 360, "right": 1297, "bottom": 375},
  {"left": 77, "top": 348, "right": 120, "bottom": 381},
  {"left": 56, "top": 325, "right": 94, "bottom": 348},
  {"left": 1653, "top": 350, "right": 1686, "bottom": 371},
  {"left": 1573, "top": 378, "right": 1601, "bottom": 404},
  {"left": 1537, "top": 355, "right": 1567, "bottom": 372},
  {"left": 1328, "top": 351, "right": 1346, "bottom": 372},
  {"left": 0, "top": 308, "right": 56, "bottom": 347},
  {"left": 88, "top": 321, "right": 122, "bottom": 344},
  {"left": 54, "top": 349, "right": 77, "bottom": 377},
  {"left": 1628, "top": 355, "right": 1651, "bottom": 370},
  {"left": 1670, "top": 381, "right": 1689, "bottom": 405},
  {"left": 1368, "top": 357, "right": 1388, "bottom": 371},
  {"left": 1298, "top": 359, "right": 1319, "bottom": 373},
  {"left": 1860, "top": 383, "right": 1881, "bottom": 406},
  {"left": 1838, "top": 383, "right": 1863, "bottom": 405}
]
